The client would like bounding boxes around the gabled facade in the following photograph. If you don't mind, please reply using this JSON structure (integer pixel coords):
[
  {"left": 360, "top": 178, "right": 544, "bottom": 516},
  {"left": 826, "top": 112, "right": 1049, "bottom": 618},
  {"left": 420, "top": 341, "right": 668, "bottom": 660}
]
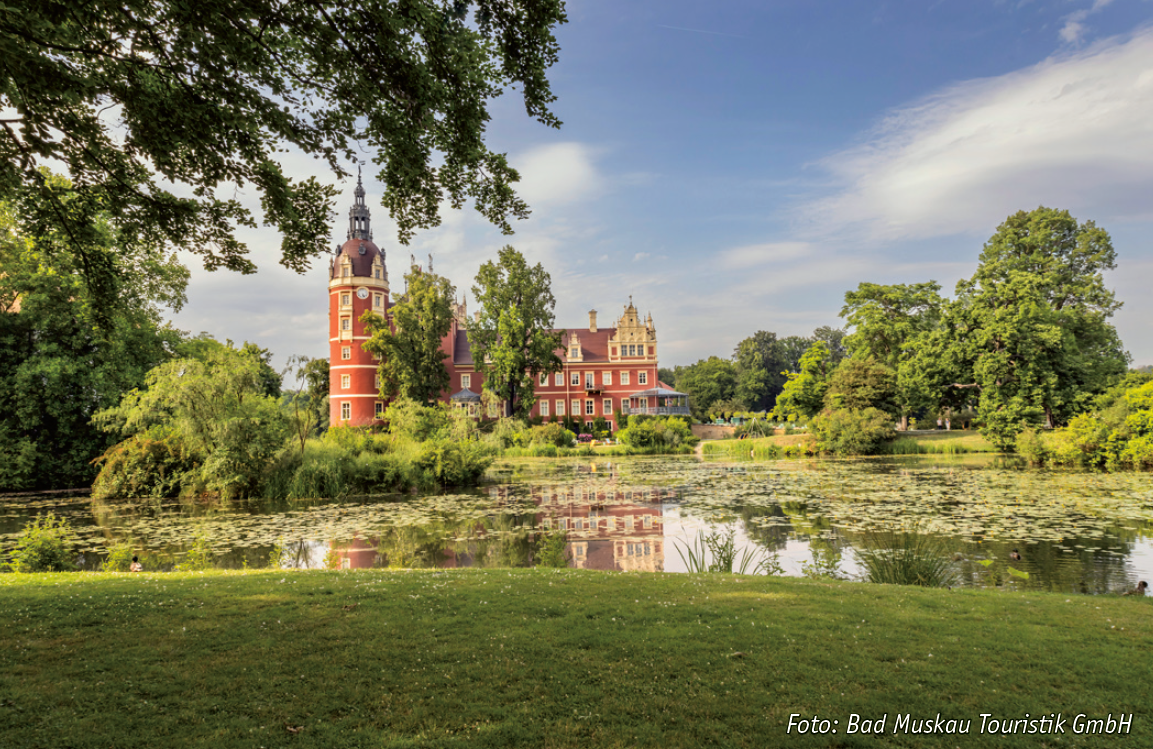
[{"left": 329, "top": 188, "right": 679, "bottom": 430}]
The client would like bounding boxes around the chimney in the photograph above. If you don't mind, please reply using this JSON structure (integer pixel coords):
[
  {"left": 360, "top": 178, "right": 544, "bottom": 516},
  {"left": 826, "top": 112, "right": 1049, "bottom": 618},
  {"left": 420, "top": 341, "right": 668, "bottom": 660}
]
[{"left": 589, "top": 309, "right": 598, "bottom": 333}]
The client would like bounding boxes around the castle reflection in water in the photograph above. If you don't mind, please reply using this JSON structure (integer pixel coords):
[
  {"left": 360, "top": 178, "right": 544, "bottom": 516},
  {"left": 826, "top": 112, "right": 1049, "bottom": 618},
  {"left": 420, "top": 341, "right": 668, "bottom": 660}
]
[{"left": 329, "top": 470, "right": 675, "bottom": 572}]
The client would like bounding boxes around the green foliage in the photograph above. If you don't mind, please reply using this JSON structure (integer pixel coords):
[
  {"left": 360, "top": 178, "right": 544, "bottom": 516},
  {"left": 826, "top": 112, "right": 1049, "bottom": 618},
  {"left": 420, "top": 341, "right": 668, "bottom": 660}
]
[
  {"left": 470, "top": 247, "right": 563, "bottom": 418},
  {"left": 809, "top": 407, "right": 896, "bottom": 456},
  {"left": 413, "top": 439, "right": 495, "bottom": 487},
  {"left": 103, "top": 542, "right": 136, "bottom": 572},
  {"left": 676, "top": 528, "right": 783, "bottom": 575},
  {"left": 615, "top": 416, "right": 697, "bottom": 450},
  {"left": 0, "top": 181, "right": 187, "bottom": 490},
  {"left": 91, "top": 434, "right": 199, "bottom": 500},
  {"left": 823, "top": 356, "right": 897, "bottom": 414},
  {"left": 1, "top": 0, "right": 567, "bottom": 319},
  {"left": 1027, "top": 380, "right": 1153, "bottom": 469},
  {"left": 94, "top": 344, "right": 290, "bottom": 498},
  {"left": 6, "top": 513, "right": 77, "bottom": 572},
  {"left": 672, "top": 356, "right": 738, "bottom": 416},
  {"left": 855, "top": 529, "right": 957, "bottom": 587},
  {"left": 361, "top": 266, "right": 455, "bottom": 403},
  {"left": 732, "top": 331, "right": 788, "bottom": 412},
  {"left": 534, "top": 532, "right": 569, "bottom": 568},
  {"left": 281, "top": 355, "right": 330, "bottom": 456},
  {"left": 529, "top": 422, "right": 576, "bottom": 448},
  {"left": 384, "top": 398, "right": 454, "bottom": 442},
  {"left": 906, "top": 208, "right": 1127, "bottom": 451},
  {"left": 175, "top": 532, "right": 215, "bottom": 572},
  {"left": 772, "top": 341, "right": 832, "bottom": 420}
]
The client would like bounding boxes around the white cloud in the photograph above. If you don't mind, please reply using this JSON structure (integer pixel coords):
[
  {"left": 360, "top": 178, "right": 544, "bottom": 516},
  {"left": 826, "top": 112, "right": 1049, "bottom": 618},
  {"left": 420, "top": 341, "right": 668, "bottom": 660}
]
[
  {"left": 719, "top": 242, "right": 813, "bottom": 269},
  {"left": 1060, "top": 0, "right": 1115, "bottom": 45},
  {"left": 512, "top": 142, "right": 601, "bottom": 206},
  {"left": 805, "top": 27, "right": 1153, "bottom": 243}
]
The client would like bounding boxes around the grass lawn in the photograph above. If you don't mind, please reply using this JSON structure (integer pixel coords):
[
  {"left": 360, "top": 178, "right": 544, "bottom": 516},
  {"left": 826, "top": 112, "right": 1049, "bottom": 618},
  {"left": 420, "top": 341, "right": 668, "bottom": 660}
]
[
  {"left": 703, "top": 430, "right": 995, "bottom": 459},
  {"left": 1, "top": 569, "right": 1148, "bottom": 748}
]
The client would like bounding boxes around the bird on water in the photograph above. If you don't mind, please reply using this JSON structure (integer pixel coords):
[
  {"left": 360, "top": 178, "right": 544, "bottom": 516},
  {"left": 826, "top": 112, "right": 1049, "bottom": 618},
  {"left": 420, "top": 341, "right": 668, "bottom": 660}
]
[
  {"left": 1009, "top": 549, "right": 1022, "bottom": 561},
  {"left": 1123, "top": 581, "right": 1148, "bottom": 596}
]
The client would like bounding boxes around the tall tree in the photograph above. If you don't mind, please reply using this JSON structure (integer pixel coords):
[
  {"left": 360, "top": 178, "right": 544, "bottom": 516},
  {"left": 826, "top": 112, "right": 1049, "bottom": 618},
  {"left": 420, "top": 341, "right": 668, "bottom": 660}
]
[
  {"left": 674, "top": 357, "right": 740, "bottom": 417},
  {"left": 733, "top": 331, "right": 788, "bottom": 412},
  {"left": 1, "top": 0, "right": 567, "bottom": 322},
  {"left": 915, "top": 208, "right": 1128, "bottom": 449},
  {"left": 778, "top": 335, "right": 814, "bottom": 374},
  {"left": 0, "top": 178, "right": 187, "bottom": 490},
  {"left": 840, "top": 281, "right": 943, "bottom": 428},
  {"left": 470, "top": 246, "right": 562, "bottom": 419},
  {"left": 812, "top": 326, "right": 849, "bottom": 365},
  {"left": 773, "top": 341, "right": 833, "bottom": 420},
  {"left": 361, "top": 265, "right": 455, "bottom": 404}
]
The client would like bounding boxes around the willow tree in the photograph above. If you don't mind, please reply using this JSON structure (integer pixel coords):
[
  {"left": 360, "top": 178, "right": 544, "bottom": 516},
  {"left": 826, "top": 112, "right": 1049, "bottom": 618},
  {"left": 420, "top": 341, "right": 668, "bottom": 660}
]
[{"left": 1, "top": 0, "right": 567, "bottom": 323}]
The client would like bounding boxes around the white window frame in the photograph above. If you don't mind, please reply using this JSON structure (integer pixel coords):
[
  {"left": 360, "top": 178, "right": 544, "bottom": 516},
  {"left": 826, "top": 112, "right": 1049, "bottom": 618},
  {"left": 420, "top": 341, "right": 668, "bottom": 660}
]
[
  {"left": 621, "top": 372, "right": 630, "bottom": 386},
  {"left": 374, "top": 402, "right": 385, "bottom": 418},
  {"left": 585, "top": 399, "right": 595, "bottom": 416},
  {"left": 540, "top": 400, "right": 550, "bottom": 417},
  {"left": 341, "top": 374, "right": 350, "bottom": 389},
  {"left": 462, "top": 374, "right": 471, "bottom": 389},
  {"left": 555, "top": 372, "right": 563, "bottom": 386},
  {"left": 341, "top": 346, "right": 351, "bottom": 360},
  {"left": 570, "top": 372, "right": 580, "bottom": 386},
  {"left": 602, "top": 371, "right": 612, "bottom": 385},
  {"left": 374, "top": 293, "right": 383, "bottom": 308},
  {"left": 639, "top": 371, "right": 648, "bottom": 386},
  {"left": 603, "top": 398, "right": 612, "bottom": 414},
  {"left": 571, "top": 399, "right": 580, "bottom": 416},
  {"left": 340, "top": 402, "right": 351, "bottom": 420},
  {"left": 556, "top": 400, "right": 565, "bottom": 416},
  {"left": 540, "top": 372, "right": 548, "bottom": 386},
  {"left": 374, "top": 373, "right": 381, "bottom": 389},
  {"left": 340, "top": 317, "right": 351, "bottom": 331},
  {"left": 585, "top": 373, "right": 594, "bottom": 389},
  {"left": 341, "top": 292, "right": 351, "bottom": 305}
]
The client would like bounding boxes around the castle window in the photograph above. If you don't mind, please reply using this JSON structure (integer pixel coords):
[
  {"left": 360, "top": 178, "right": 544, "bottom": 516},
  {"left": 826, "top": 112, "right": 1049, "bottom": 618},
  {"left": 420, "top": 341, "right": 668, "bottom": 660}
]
[
  {"left": 603, "top": 398, "right": 612, "bottom": 414},
  {"left": 556, "top": 400, "right": 565, "bottom": 416},
  {"left": 374, "top": 294, "right": 383, "bottom": 308},
  {"left": 621, "top": 372, "right": 630, "bottom": 386},
  {"left": 584, "top": 373, "right": 594, "bottom": 389},
  {"left": 638, "top": 371, "right": 648, "bottom": 386},
  {"left": 341, "top": 346, "right": 351, "bottom": 360},
  {"left": 569, "top": 372, "right": 579, "bottom": 386},
  {"left": 602, "top": 371, "right": 612, "bottom": 385},
  {"left": 374, "top": 402, "right": 384, "bottom": 418},
  {"left": 555, "top": 372, "right": 563, "bottom": 386},
  {"left": 462, "top": 374, "right": 471, "bottom": 389},
  {"left": 374, "top": 268, "right": 381, "bottom": 279},
  {"left": 571, "top": 399, "right": 579, "bottom": 416},
  {"left": 340, "top": 402, "right": 351, "bottom": 421},
  {"left": 540, "top": 400, "right": 549, "bottom": 417},
  {"left": 374, "top": 373, "right": 381, "bottom": 389},
  {"left": 540, "top": 373, "right": 548, "bottom": 386},
  {"left": 341, "top": 374, "right": 350, "bottom": 389},
  {"left": 340, "top": 317, "right": 351, "bottom": 331},
  {"left": 341, "top": 292, "right": 351, "bottom": 306},
  {"left": 570, "top": 346, "right": 579, "bottom": 359},
  {"left": 585, "top": 400, "right": 594, "bottom": 416},
  {"left": 342, "top": 265, "right": 350, "bottom": 277}
]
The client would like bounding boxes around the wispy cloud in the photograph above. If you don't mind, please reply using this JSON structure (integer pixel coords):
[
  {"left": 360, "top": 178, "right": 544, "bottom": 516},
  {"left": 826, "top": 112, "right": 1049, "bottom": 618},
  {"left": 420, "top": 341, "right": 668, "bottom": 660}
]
[
  {"left": 803, "top": 28, "right": 1153, "bottom": 243},
  {"left": 513, "top": 142, "right": 602, "bottom": 206},
  {"left": 1060, "top": 0, "right": 1115, "bottom": 45},
  {"left": 719, "top": 242, "right": 813, "bottom": 270}
]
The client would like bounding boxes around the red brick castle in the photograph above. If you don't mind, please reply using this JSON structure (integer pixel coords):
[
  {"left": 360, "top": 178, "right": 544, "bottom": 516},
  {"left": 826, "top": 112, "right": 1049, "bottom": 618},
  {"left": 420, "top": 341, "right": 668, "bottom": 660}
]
[{"left": 329, "top": 182, "right": 688, "bottom": 429}]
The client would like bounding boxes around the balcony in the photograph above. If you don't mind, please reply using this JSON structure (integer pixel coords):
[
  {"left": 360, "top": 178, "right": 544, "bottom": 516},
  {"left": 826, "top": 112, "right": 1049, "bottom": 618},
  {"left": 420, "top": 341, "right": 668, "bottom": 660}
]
[{"left": 622, "top": 406, "right": 691, "bottom": 416}]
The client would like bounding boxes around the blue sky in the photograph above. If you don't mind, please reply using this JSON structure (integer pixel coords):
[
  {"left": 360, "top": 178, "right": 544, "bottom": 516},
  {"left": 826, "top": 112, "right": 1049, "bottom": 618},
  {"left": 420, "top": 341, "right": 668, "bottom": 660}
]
[{"left": 171, "top": 0, "right": 1153, "bottom": 372}]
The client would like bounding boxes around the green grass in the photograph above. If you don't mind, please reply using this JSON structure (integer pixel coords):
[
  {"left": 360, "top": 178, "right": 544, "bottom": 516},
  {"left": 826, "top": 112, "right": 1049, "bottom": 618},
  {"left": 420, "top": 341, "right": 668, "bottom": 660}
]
[
  {"left": 702, "top": 431, "right": 995, "bottom": 460},
  {"left": 1, "top": 569, "right": 1149, "bottom": 748}
]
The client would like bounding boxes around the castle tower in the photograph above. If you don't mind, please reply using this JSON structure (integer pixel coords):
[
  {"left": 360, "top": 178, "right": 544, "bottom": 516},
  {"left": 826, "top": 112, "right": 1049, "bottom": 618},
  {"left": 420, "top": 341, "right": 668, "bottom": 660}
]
[{"left": 329, "top": 171, "right": 390, "bottom": 426}]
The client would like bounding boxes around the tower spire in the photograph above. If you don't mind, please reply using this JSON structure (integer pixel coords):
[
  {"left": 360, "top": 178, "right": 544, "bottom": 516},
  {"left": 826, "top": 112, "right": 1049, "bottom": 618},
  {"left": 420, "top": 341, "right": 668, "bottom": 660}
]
[{"left": 347, "top": 164, "right": 372, "bottom": 241}]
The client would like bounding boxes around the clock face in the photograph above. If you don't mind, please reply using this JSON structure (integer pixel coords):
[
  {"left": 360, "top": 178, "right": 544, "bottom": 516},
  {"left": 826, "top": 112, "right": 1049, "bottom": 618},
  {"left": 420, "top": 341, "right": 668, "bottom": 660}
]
[{"left": 356, "top": 288, "right": 369, "bottom": 300}]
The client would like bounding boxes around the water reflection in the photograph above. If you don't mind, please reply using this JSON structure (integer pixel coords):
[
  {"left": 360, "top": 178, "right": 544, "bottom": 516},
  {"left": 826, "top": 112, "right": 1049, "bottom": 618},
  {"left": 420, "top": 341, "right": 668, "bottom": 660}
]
[{"left": 2, "top": 456, "right": 1151, "bottom": 595}]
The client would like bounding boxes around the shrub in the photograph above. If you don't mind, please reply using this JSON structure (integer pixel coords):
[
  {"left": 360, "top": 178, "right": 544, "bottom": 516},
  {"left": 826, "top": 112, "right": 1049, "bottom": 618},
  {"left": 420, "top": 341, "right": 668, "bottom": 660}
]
[
  {"left": 91, "top": 434, "right": 199, "bottom": 499},
  {"left": 809, "top": 407, "right": 895, "bottom": 456},
  {"left": 616, "top": 416, "right": 697, "bottom": 450},
  {"left": 535, "top": 531, "right": 569, "bottom": 568},
  {"left": 7, "top": 513, "right": 78, "bottom": 572},
  {"left": 103, "top": 541, "right": 136, "bottom": 572},
  {"left": 1015, "top": 428, "right": 1050, "bottom": 466},
  {"left": 383, "top": 398, "right": 454, "bottom": 441},
  {"left": 175, "top": 531, "right": 215, "bottom": 572},
  {"left": 414, "top": 439, "right": 495, "bottom": 487},
  {"left": 528, "top": 422, "right": 574, "bottom": 448}
]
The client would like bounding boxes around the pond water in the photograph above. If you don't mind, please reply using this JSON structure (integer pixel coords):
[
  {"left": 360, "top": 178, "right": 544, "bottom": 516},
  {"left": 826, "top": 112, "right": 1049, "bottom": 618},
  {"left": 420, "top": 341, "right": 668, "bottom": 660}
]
[{"left": 3, "top": 455, "right": 1152, "bottom": 594}]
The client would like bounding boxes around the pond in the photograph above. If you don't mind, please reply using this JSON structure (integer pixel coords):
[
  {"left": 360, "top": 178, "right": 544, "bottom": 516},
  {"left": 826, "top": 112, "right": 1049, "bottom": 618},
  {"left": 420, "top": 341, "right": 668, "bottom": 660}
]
[{"left": 2, "top": 455, "right": 1152, "bottom": 594}]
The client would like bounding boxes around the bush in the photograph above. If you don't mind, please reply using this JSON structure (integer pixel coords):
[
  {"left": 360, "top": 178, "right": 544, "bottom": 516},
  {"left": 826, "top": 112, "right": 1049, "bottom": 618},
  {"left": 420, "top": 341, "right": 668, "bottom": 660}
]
[
  {"left": 809, "top": 407, "right": 895, "bottom": 456},
  {"left": 528, "top": 422, "right": 574, "bottom": 448},
  {"left": 855, "top": 529, "right": 957, "bottom": 587},
  {"left": 92, "top": 434, "right": 199, "bottom": 499},
  {"left": 535, "top": 531, "right": 569, "bottom": 568},
  {"left": 6, "top": 513, "right": 78, "bottom": 572},
  {"left": 414, "top": 439, "right": 495, "bottom": 487},
  {"left": 616, "top": 416, "right": 697, "bottom": 450},
  {"left": 175, "top": 531, "right": 215, "bottom": 572},
  {"left": 103, "top": 541, "right": 136, "bottom": 572}
]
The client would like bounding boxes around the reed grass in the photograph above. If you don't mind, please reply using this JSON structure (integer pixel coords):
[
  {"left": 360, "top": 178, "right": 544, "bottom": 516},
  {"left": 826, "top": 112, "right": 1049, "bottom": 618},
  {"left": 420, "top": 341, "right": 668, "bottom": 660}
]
[{"left": 855, "top": 528, "right": 958, "bottom": 587}]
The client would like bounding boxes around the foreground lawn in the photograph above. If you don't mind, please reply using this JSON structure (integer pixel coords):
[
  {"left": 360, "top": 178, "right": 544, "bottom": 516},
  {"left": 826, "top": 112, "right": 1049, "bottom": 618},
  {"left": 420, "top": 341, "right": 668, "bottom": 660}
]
[
  {"left": 1, "top": 569, "right": 1148, "bottom": 748},
  {"left": 703, "top": 430, "right": 994, "bottom": 459}
]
